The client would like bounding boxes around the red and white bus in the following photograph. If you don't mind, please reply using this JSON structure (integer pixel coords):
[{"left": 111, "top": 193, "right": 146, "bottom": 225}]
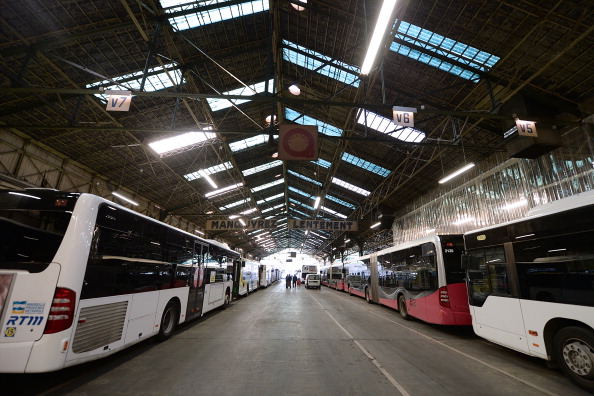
[
  {"left": 0, "top": 189, "right": 239, "bottom": 373},
  {"left": 340, "top": 235, "right": 471, "bottom": 325},
  {"left": 320, "top": 263, "right": 343, "bottom": 289},
  {"left": 462, "top": 191, "right": 594, "bottom": 392}
]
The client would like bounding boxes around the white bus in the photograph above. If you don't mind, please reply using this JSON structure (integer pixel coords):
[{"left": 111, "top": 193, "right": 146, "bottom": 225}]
[
  {"left": 0, "top": 189, "right": 239, "bottom": 373},
  {"left": 462, "top": 191, "right": 594, "bottom": 392},
  {"left": 236, "top": 260, "right": 259, "bottom": 296},
  {"left": 301, "top": 264, "right": 318, "bottom": 284}
]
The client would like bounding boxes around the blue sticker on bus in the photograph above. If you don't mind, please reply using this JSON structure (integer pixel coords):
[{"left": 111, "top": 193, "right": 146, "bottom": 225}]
[{"left": 12, "top": 301, "right": 26, "bottom": 314}]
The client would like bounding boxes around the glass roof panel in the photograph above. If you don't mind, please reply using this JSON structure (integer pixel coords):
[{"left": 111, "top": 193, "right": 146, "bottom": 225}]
[
  {"left": 331, "top": 177, "right": 371, "bottom": 196},
  {"left": 320, "top": 205, "right": 347, "bottom": 219},
  {"left": 162, "top": 0, "right": 269, "bottom": 31},
  {"left": 282, "top": 40, "right": 360, "bottom": 87},
  {"left": 287, "top": 170, "right": 322, "bottom": 186},
  {"left": 325, "top": 194, "right": 356, "bottom": 209},
  {"left": 242, "top": 160, "right": 283, "bottom": 176},
  {"left": 392, "top": 21, "right": 500, "bottom": 82},
  {"left": 207, "top": 79, "right": 274, "bottom": 111},
  {"left": 185, "top": 161, "right": 233, "bottom": 181},
  {"left": 342, "top": 152, "right": 391, "bottom": 177},
  {"left": 357, "top": 110, "right": 425, "bottom": 143},
  {"left": 148, "top": 130, "right": 217, "bottom": 156},
  {"left": 251, "top": 178, "right": 284, "bottom": 192},
  {"left": 218, "top": 197, "right": 251, "bottom": 211},
  {"left": 311, "top": 158, "right": 332, "bottom": 168},
  {"left": 229, "top": 134, "right": 268, "bottom": 152},
  {"left": 285, "top": 108, "right": 343, "bottom": 137},
  {"left": 256, "top": 193, "right": 284, "bottom": 205}
]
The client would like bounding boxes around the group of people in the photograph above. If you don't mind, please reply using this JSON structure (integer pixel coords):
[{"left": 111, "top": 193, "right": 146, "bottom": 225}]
[{"left": 285, "top": 274, "right": 300, "bottom": 288}]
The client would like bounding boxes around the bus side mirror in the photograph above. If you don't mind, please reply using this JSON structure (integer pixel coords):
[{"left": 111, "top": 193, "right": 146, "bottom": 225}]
[{"left": 461, "top": 254, "right": 481, "bottom": 270}]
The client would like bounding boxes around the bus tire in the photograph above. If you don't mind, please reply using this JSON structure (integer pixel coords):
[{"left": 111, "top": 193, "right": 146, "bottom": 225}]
[
  {"left": 222, "top": 289, "right": 231, "bottom": 309},
  {"left": 157, "top": 300, "right": 179, "bottom": 341},
  {"left": 398, "top": 294, "right": 412, "bottom": 321},
  {"left": 365, "top": 288, "right": 372, "bottom": 304},
  {"left": 553, "top": 326, "right": 594, "bottom": 392}
]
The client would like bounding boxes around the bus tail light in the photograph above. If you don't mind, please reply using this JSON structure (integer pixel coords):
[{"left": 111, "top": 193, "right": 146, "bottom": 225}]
[
  {"left": 44, "top": 288, "right": 76, "bottom": 334},
  {"left": 439, "top": 286, "right": 451, "bottom": 308}
]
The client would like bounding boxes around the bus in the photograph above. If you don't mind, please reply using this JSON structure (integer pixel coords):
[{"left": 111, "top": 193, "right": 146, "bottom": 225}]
[
  {"left": 320, "top": 263, "right": 343, "bottom": 288},
  {"left": 0, "top": 189, "right": 239, "bottom": 373},
  {"left": 301, "top": 264, "right": 318, "bottom": 284},
  {"left": 236, "top": 259, "right": 259, "bottom": 297},
  {"left": 462, "top": 191, "right": 594, "bottom": 392},
  {"left": 340, "top": 235, "right": 470, "bottom": 325}
]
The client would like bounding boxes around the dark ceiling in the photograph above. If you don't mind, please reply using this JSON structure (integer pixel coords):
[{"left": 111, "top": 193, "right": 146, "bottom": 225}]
[{"left": 1, "top": 0, "right": 593, "bottom": 259}]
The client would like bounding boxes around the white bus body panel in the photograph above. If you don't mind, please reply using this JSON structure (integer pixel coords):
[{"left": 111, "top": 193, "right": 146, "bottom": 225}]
[
  {"left": 471, "top": 296, "right": 529, "bottom": 354},
  {"left": 202, "top": 280, "right": 232, "bottom": 315},
  {"left": 0, "top": 264, "right": 61, "bottom": 373}
]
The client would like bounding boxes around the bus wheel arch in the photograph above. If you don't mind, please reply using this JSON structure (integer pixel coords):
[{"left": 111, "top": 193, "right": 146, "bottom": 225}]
[
  {"left": 222, "top": 288, "right": 231, "bottom": 309},
  {"left": 398, "top": 294, "right": 412, "bottom": 321},
  {"left": 157, "top": 299, "right": 180, "bottom": 341},
  {"left": 553, "top": 325, "right": 594, "bottom": 392}
]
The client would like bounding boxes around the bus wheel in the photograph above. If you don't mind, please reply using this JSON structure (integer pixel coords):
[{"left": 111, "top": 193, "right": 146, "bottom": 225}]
[
  {"left": 222, "top": 290, "right": 231, "bottom": 309},
  {"left": 554, "top": 326, "right": 594, "bottom": 392},
  {"left": 157, "top": 301, "right": 178, "bottom": 341},
  {"left": 398, "top": 294, "right": 412, "bottom": 321},
  {"left": 365, "top": 288, "right": 372, "bottom": 304}
]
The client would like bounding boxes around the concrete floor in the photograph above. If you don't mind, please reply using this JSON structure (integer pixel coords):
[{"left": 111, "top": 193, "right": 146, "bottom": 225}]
[{"left": 0, "top": 282, "right": 589, "bottom": 396}]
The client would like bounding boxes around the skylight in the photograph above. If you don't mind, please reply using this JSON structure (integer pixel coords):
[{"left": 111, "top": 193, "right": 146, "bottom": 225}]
[
  {"left": 262, "top": 203, "right": 284, "bottom": 213},
  {"left": 291, "top": 208, "right": 310, "bottom": 218},
  {"left": 357, "top": 110, "right": 425, "bottom": 143},
  {"left": 207, "top": 79, "right": 274, "bottom": 112},
  {"left": 162, "top": 0, "right": 269, "bottom": 31},
  {"left": 325, "top": 194, "right": 356, "bottom": 209},
  {"left": 320, "top": 205, "right": 348, "bottom": 219},
  {"left": 185, "top": 161, "right": 233, "bottom": 181},
  {"left": 391, "top": 21, "right": 500, "bottom": 82},
  {"left": 290, "top": 198, "right": 314, "bottom": 211},
  {"left": 288, "top": 186, "right": 314, "bottom": 199},
  {"left": 311, "top": 158, "right": 332, "bottom": 168},
  {"left": 219, "top": 198, "right": 251, "bottom": 211},
  {"left": 342, "top": 152, "right": 391, "bottom": 177},
  {"left": 256, "top": 193, "right": 284, "bottom": 205},
  {"left": 229, "top": 134, "right": 268, "bottom": 152},
  {"left": 251, "top": 179, "right": 284, "bottom": 193},
  {"left": 331, "top": 177, "right": 371, "bottom": 196},
  {"left": 242, "top": 160, "right": 282, "bottom": 176},
  {"left": 285, "top": 108, "right": 343, "bottom": 137},
  {"left": 87, "top": 63, "right": 182, "bottom": 98},
  {"left": 282, "top": 40, "right": 360, "bottom": 88},
  {"left": 149, "top": 130, "right": 217, "bottom": 156},
  {"left": 287, "top": 170, "right": 322, "bottom": 186}
]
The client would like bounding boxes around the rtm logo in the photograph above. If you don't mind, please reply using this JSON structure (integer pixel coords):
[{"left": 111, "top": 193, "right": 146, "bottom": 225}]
[{"left": 6, "top": 316, "right": 44, "bottom": 326}]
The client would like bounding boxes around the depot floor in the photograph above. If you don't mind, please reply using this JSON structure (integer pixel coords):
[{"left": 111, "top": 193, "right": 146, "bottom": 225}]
[{"left": 0, "top": 281, "right": 589, "bottom": 396}]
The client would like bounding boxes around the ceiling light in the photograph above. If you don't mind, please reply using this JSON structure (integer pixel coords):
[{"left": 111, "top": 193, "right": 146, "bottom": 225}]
[
  {"left": 438, "top": 163, "right": 475, "bottom": 184},
  {"left": 360, "top": 0, "right": 398, "bottom": 75},
  {"left": 313, "top": 196, "right": 321, "bottom": 209},
  {"left": 288, "top": 84, "right": 301, "bottom": 95},
  {"left": 370, "top": 221, "right": 381, "bottom": 229},
  {"left": 205, "top": 182, "right": 243, "bottom": 198},
  {"left": 199, "top": 170, "right": 218, "bottom": 188},
  {"left": 238, "top": 218, "right": 246, "bottom": 226},
  {"left": 291, "top": 0, "right": 307, "bottom": 11},
  {"left": 112, "top": 191, "right": 139, "bottom": 206}
]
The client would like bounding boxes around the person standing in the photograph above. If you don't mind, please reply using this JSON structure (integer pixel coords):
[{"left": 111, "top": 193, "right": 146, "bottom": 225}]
[
  {"left": 292, "top": 274, "right": 297, "bottom": 288},
  {"left": 286, "top": 273, "right": 292, "bottom": 289}
]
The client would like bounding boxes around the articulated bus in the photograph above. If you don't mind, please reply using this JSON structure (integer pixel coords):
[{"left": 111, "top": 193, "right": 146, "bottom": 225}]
[
  {"left": 462, "top": 191, "right": 594, "bottom": 392},
  {"left": 339, "top": 235, "right": 471, "bottom": 325},
  {"left": 0, "top": 189, "right": 239, "bottom": 373},
  {"left": 320, "top": 264, "right": 343, "bottom": 288}
]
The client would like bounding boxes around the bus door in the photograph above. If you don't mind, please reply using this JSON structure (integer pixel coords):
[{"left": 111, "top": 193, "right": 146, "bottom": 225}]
[
  {"left": 465, "top": 243, "right": 528, "bottom": 352},
  {"left": 187, "top": 241, "right": 206, "bottom": 320}
]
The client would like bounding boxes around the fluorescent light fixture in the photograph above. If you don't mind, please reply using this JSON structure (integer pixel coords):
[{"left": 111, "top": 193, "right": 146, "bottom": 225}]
[
  {"left": 229, "top": 215, "right": 239, "bottom": 219},
  {"left": 331, "top": 177, "right": 371, "bottom": 196},
  {"left": 360, "top": 0, "right": 398, "bottom": 75},
  {"left": 205, "top": 183, "right": 243, "bottom": 198},
  {"left": 370, "top": 221, "right": 381, "bottom": 229},
  {"left": 112, "top": 191, "right": 139, "bottom": 206},
  {"left": 238, "top": 218, "right": 246, "bottom": 226},
  {"left": 199, "top": 170, "right": 218, "bottom": 188},
  {"left": 438, "top": 163, "right": 475, "bottom": 184},
  {"left": 240, "top": 208, "right": 258, "bottom": 215},
  {"left": 313, "top": 196, "right": 321, "bottom": 209},
  {"left": 148, "top": 130, "right": 216, "bottom": 156}
]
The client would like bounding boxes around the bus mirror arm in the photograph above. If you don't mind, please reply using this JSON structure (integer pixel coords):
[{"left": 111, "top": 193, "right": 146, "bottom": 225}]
[{"left": 461, "top": 254, "right": 481, "bottom": 270}]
